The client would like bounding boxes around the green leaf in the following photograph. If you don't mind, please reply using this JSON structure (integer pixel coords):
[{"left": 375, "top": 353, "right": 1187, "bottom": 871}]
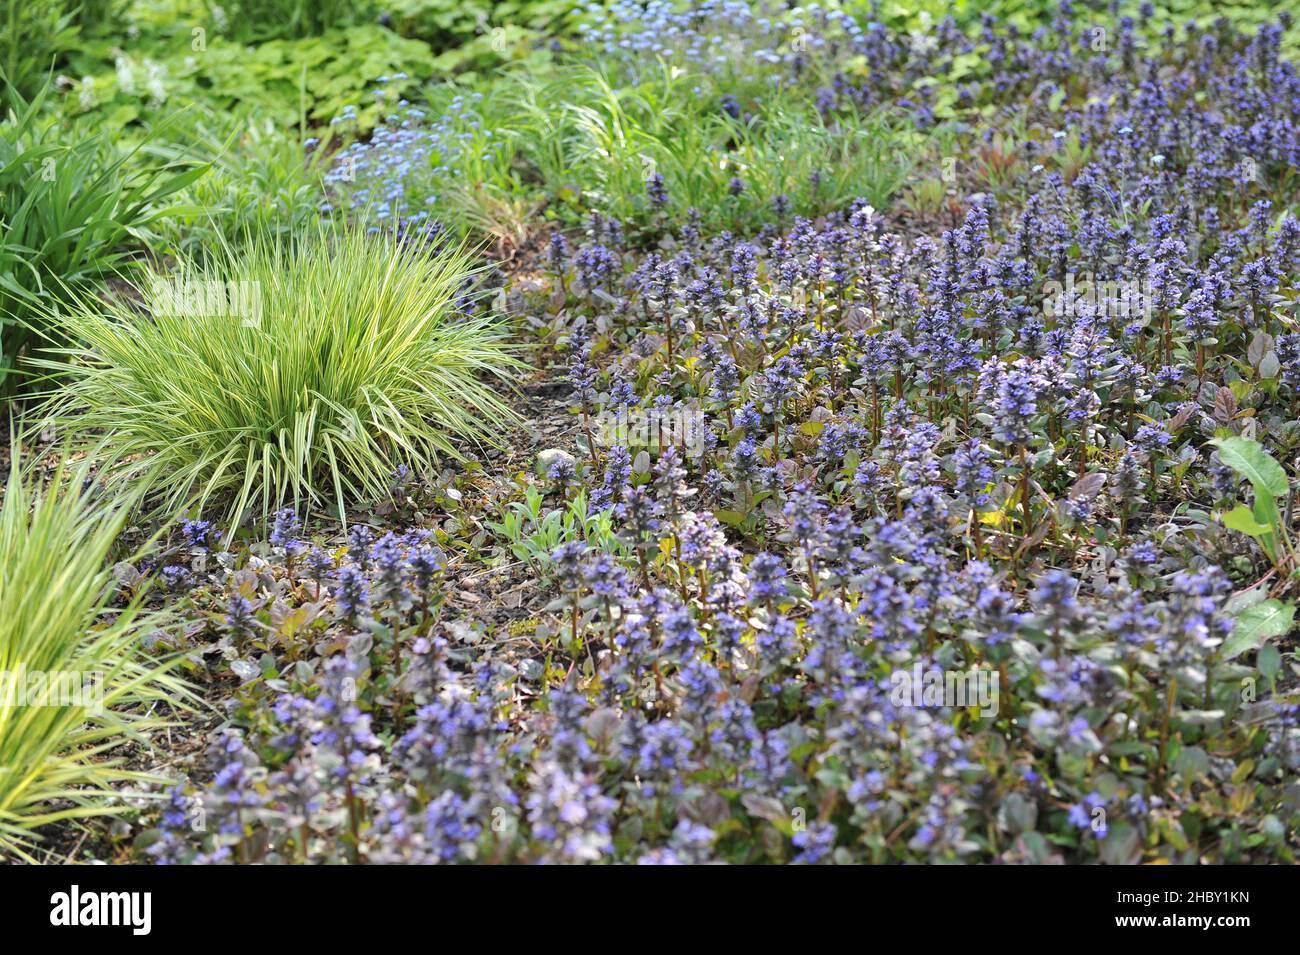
[
  {"left": 1209, "top": 436, "right": 1289, "bottom": 498},
  {"left": 715, "top": 510, "right": 746, "bottom": 528},
  {"left": 1223, "top": 599, "right": 1295, "bottom": 659},
  {"left": 1221, "top": 504, "right": 1271, "bottom": 538}
]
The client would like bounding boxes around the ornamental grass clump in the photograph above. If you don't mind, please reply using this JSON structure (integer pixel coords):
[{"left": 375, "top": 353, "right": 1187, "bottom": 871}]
[
  {"left": 0, "top": 453, "right": 187, "bottom": 862},
  {"left": 38, "top": 227, "right": 522, "bottom": 527}
]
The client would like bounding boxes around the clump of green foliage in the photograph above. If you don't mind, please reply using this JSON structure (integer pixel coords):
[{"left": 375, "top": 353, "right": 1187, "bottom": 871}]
[
  {"left": 489, "top": 485, "right": 629, "bottom": 573},
  {"left": 512, "top": 66, "right": 921, "bottom": 235},
  {"left": 150, "top": 111, "right": 329, "bottom": 258},
  {"left": 37, "top": 226, "right": 523, "bottom": 528},
  {"left": 70, "top": 25, "right": 436, "bottom": 134},
  {"left": 0, "top": 452, "right": 188, "bottom": 862},
  {"left": 0, "top": 79, "right": 202, "bottom": 401},
  {"left": 204, "top": 0, "right": 376, "bottom": 42}
]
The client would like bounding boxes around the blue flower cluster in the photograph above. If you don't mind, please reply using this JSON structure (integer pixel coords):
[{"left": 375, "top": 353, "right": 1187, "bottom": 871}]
[
  {"left": 325, "top": 83, "right": 503, "bottom": 232},
  {"left": 141, "top": 6, "right": 1300, "bottom": 865}
]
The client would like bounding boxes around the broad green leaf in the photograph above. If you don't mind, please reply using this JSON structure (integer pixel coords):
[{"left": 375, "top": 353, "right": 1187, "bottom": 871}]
[
  {"left": 1210, "top": 436, "right": 1289, "bottom": 498},
  {"left": 1224, "top": 585, "right": 1267, "bottom": 615},
  {"left": 1221, "top": 504, "right": 1271, "bottom": 538},
  {"left": 1223, "top": 599, "right": 1295, "bottom": 659}
]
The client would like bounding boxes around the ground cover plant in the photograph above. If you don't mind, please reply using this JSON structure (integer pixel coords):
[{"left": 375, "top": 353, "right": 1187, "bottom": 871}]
[{"left": 3, "top": 0, "right": 1300, "bottom": 870}]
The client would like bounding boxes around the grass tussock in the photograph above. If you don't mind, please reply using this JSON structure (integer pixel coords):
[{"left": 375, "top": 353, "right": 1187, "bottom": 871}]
[{"left": 36, "top": 227, "right": 523, "bottom": 528}]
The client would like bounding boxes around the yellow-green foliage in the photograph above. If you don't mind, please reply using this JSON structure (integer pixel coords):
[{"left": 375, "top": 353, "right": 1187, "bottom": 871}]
[
  {"left": 37, "top": 226, "right": 523, "bottom": 528},
  {"left": 0, "top": 454, "right": 187, "bottom": 861}
]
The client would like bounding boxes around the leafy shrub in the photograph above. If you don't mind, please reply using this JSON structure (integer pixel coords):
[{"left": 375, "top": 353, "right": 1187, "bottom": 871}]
[
  {"left": 205, "top": 0, "right": 376, "bottom": 42},
  {"left": 384, "top": 0, "right": 571, "bottom": 47},
  {"left": 38, "top": 226, "right": 523, "bottom": 528},
  {"left": 0, "top": 453, "right": 187, "bottom": 862},
  {"left": 384, "top": 0, "right": 570, "bottom": 80},
  {"left": 71, "top": 26, "right": 436, "bottom": 134},
  {"left": 0, "top": 80, "right": 202, "bottom": 400}
]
